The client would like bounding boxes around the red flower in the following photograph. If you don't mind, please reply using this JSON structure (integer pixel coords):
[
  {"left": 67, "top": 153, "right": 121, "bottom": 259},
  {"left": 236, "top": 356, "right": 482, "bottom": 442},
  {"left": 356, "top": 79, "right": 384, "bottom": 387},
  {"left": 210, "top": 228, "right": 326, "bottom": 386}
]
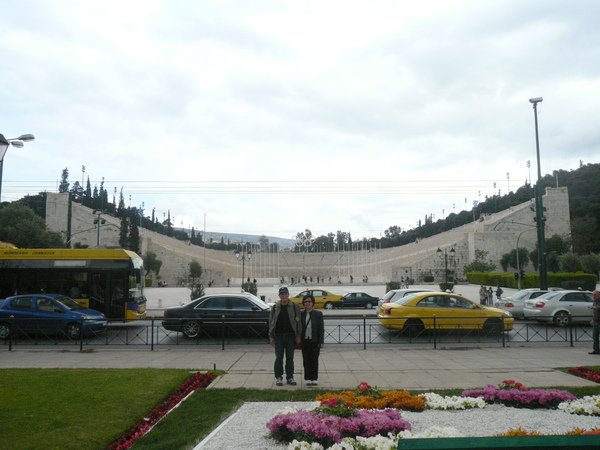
[
  {"left": 358, "top": 382, "right": 370, "bottom": 392},
  {"left": 321, "top": 397, "right": 341, "bottom": 406},
  {"left": 108, "top": 372, "right": 215, "bottom": 449}
]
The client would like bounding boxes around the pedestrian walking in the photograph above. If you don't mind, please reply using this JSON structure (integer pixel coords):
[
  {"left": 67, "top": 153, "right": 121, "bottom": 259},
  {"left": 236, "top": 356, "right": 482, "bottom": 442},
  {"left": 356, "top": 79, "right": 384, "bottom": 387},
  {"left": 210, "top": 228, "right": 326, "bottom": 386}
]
[
  {"left": 268, "top": 286, "right": 302, "bottom": 386},
  {"left": 301, "top": 295, "right": 324, "bottom": 386},
  {"left": 479, "top": 285, "right": 487, "bottom": 305},
  {"left": 487, "top": 287, "right": 494, "bottom": 306},
  {"left": 590, "top": 290, "right": 600, "bottom": 354},
  {"left": 495, "top": 285, "right": 503, "bottom": 301}
]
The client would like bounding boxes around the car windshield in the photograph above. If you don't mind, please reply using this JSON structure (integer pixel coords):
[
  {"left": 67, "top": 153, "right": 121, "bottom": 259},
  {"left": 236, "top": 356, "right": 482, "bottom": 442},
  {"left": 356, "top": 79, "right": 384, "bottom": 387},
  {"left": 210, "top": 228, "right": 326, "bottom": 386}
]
[
  {"left": 57, "top": 296, "right": 84, "bottom": 310},
  {"left": 394, "top": 292, "right": 421, "bottom": 305},
  {"left": 535, "top": 291, "right": 561, "bottom": 301},
  {"left": 246, "top": 294, "right": 269, "bottom": 310},
  {"left": 382, "top": 291, "right": 396, "bottom": 301},
  {"left": 511, "top": 290, "right": 533, "bottom": 301}
]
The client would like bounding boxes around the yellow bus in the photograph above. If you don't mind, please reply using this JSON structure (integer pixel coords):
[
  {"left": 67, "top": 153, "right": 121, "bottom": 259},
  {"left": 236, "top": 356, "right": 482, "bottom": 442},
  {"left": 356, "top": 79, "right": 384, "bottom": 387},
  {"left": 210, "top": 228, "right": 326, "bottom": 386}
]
[{"left": 0, "top": 248, "right": 146, "bottom": 320}]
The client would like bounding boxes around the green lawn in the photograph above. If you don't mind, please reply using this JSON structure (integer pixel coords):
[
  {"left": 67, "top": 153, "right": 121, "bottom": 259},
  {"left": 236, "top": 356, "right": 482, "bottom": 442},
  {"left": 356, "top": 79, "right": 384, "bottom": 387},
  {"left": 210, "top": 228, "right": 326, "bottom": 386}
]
[
  {"left": 2, "top": 368, "right": 600, "bottom": 450},
  {"left": 0, "top": 368, "right": 190, "bottom": 450}
]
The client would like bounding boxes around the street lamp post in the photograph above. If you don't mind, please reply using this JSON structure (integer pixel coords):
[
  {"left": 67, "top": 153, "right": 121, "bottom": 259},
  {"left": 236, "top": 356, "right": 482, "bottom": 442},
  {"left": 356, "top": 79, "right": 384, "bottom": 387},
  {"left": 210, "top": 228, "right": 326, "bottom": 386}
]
[
  {"left": 0, "top": 133, "right": 35, "bottom": 206},
  {"left": 235, "top": 243, "right": 252, "bottom": 291},
  {"left": 436, "top": 247, "right": 456, "bottom": 287},
  {"left": 529, "top": 97, "right": 548, "bottom": 290},
  {"left": 93, "top": 210, "right": 106, "bottom": 247}
]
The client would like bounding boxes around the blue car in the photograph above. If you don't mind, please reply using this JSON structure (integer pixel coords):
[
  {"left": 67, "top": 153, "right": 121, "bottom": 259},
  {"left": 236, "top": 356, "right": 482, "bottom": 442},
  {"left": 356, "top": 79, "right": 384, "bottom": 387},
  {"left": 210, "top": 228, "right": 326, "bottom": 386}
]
[{"left": 0, "top": 294, "right": 107, "bottom": 340}]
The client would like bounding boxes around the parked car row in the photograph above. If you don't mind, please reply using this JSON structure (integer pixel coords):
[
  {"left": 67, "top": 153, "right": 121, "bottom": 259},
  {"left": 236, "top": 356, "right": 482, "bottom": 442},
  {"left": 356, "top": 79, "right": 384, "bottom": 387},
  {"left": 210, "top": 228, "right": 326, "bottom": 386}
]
[
  {"left": 289, "top": 289, "right": 379, "bottom": 309},
  {"left": 0, "top": 294, "right": 107, "bottom": 339},
  {"left": 2, "top": 288, "right": 594, "bottom": 341}
]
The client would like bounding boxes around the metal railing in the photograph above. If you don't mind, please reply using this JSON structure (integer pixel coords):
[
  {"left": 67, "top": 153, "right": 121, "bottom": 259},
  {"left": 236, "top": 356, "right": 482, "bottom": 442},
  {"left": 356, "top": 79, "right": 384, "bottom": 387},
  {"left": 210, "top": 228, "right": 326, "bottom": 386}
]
[{"left": 0, "top": 314, "right": 592, "bottom": 351}]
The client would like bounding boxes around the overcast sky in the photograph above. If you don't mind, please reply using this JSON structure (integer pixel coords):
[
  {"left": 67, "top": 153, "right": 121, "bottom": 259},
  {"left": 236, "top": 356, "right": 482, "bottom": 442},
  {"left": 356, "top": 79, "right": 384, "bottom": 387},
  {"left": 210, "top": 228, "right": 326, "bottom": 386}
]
[{"left": 1, "top": 0, "right": 599, "bottom": 241}]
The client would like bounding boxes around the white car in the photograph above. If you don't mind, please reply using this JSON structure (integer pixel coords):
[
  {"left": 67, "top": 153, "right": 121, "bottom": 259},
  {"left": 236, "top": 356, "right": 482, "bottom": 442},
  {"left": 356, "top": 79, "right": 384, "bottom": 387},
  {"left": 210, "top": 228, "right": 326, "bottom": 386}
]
[
  {"left": 377, "top": 288, "right": 434, "bottom": 313},
  {"left": 523, "top": 290, "right": 593, "bottom": 326},
  {"left": 497, "top": 289, "right": 548, "bottom": 319}
]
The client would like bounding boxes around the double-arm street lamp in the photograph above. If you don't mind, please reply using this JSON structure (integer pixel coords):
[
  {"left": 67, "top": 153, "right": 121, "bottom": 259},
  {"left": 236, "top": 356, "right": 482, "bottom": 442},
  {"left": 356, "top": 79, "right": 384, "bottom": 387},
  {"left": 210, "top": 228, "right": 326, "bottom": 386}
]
[
  {"left": 0, "top": 133, "right": 35, "bottom": 206},
  {"left": 529, "top": 97, "right": 548, "bottom": 290},
  {"left": 235, "top": 243, "right": 252, "bottom": 290},
  {"left": 436, "top": 247, "right": 456, "bottom": 286},
  {"left": 93, "top": 210, "right": 106, "bottom": 247}
]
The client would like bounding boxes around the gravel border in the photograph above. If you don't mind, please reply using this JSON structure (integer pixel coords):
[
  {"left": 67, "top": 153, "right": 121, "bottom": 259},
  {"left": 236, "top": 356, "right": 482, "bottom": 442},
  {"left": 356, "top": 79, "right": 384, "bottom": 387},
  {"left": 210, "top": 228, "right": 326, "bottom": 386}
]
[{"left": 194, "top": 401, "right": 600, "bottom": 449}]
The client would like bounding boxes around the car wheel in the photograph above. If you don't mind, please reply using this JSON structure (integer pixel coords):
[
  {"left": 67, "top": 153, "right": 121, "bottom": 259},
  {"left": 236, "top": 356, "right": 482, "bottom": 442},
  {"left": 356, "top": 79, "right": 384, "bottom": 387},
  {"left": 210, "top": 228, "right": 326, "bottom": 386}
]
[
  {"left": 365, "top": 302, "right": 373, "bottom": 309},
  {"left": 183, "top": 321, "right": 201, "bottom": 338},
  {"left": 482, "top": 318, "right": 503, "bottom": 336},
  {"left": 553, "top": 311, "right": 570, "bottom": 327},
  {"left": 0, "top": 322, "right": 11, "bottom": 339},
  {"left": 65, "top": 322, "right": 82, "bottom": 340},
  {"left": 403, "top": 319, "right": 424, "bottom": 337},
  {"left": 324, "top": 302, "right": 334, "bottom": 310}
]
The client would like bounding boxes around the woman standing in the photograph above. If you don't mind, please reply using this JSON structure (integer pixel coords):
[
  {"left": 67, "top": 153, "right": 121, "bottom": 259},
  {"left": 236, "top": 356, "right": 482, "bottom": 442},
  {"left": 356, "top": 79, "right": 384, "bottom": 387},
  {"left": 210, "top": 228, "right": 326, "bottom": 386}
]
[{"left": 301, "top": 295, "right": 324, "bottom": 386}]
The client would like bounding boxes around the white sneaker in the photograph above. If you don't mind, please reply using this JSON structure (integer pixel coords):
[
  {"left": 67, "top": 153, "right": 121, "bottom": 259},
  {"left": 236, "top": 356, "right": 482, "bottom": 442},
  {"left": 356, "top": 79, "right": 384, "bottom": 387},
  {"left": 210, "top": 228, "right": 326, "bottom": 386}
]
[
  {"left": 305, "top": 380, "right": 313, "bottom": 386},
  {"left": 312, "top": 380, "right": 318, "bottom": 386}
]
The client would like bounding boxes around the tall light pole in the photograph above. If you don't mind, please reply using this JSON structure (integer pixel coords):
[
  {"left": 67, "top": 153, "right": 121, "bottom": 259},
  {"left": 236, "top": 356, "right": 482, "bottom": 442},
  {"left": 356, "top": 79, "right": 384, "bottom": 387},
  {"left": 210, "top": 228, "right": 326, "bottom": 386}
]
[
  {"left": 93, "top": 210, "right": 106, "bottom": 247},
  {"left": 0, "top": 133, "right": 35, "bottom": 206},
  {"left": 436, "top": 247, "right": 455, "bottom": 287},
  {"left": 235, "top": 243, "right": 252, "bottom": 291},
  {"left": 529, "top": 97, "right": 548, "bottom": 289}
]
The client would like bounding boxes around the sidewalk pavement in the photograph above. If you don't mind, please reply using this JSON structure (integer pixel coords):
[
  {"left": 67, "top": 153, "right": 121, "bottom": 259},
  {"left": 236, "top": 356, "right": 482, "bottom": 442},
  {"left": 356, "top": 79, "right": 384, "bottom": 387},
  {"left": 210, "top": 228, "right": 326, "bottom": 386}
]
[{"left": 1, "top": 344, "right": 599, "bottom": 390}]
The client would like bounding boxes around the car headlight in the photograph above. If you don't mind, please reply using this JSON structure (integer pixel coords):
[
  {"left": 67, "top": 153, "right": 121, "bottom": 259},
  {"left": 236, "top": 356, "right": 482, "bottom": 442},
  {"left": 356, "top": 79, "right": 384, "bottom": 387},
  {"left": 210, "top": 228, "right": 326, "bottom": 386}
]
[{"left": 503, "top": 311, "right": 513, "bottom": 317}]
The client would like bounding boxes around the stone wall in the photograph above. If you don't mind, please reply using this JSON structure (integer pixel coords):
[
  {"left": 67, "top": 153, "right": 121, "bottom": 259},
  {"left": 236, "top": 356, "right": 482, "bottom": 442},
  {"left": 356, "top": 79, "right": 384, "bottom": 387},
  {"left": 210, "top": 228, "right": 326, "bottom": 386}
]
[{"left": 45, "top": 187, "right": 571, "bottom": 286}]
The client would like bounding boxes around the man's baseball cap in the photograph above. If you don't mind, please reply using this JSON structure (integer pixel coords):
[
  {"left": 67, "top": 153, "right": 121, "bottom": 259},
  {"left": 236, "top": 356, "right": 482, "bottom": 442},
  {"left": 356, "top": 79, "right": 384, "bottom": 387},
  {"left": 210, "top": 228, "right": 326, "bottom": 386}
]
[{"left": 278, "top": 287, "right": 289, "bottom": 295}]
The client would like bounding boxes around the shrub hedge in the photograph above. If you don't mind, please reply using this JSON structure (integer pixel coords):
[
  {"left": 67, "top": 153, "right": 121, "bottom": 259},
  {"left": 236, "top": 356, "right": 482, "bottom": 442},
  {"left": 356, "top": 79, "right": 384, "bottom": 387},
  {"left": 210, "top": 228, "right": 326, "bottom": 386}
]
[{"left": 466, "top": 271, "right": 597, "bottom": 290}]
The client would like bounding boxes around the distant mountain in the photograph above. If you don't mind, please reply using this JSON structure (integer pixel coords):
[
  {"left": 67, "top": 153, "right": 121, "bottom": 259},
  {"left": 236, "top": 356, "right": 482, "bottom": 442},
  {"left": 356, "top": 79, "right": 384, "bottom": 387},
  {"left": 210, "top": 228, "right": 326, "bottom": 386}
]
[{"left": 173, "top": 229, "right": 296, "bottom": 249}]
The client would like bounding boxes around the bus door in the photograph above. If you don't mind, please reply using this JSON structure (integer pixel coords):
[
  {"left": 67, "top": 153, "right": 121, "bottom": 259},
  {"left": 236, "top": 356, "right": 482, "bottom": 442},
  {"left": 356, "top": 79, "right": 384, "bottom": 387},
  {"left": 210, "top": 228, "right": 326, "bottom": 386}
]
[
  {"left": 109, "top": 272, "right": 129, "bottom": 320},
  {"left": 90, "top": 272, "right": 109, "bottom": 317}
]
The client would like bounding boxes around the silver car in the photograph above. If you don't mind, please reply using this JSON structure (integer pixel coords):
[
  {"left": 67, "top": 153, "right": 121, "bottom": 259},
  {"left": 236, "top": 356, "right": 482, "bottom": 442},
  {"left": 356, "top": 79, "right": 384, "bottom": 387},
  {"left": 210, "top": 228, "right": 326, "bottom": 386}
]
[
  {"left": 523, "top": 290, "right": 593, "bottom": 326},
  {"left": 497, "top": 289, "right": 548, "bottom": 319},
  {"left": 377, "top": 288, "right": 434, "bottom": 313}
]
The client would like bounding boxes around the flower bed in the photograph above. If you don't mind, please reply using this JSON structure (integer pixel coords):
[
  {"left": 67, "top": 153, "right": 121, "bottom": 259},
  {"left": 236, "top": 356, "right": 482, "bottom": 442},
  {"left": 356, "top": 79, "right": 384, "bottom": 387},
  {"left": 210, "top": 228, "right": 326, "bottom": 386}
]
[
  {"left": 316, "top": 383, "right": 426, "bottom": 411},
  {"left": 109, "top": 371, "right": 215, "bottom": 450},
  {"left": 265, "top": 381, "right": 599, "bottom": 449},
  {"left": 569, "top": 366, "right": 600, "bottom": 383},
  {"left": 461, "top": 383, "right": 576, "bottom": 409}
]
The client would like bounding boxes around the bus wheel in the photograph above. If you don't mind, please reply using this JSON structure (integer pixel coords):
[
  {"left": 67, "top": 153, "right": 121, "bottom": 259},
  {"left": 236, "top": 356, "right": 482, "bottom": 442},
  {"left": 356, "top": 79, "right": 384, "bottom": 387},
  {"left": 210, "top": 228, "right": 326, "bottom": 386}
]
[
  {"left": 65, "top": 323, "right": 81, "bottom": 340},
  {"left": 0, "top": 322, "right": 10, "bottom": 339},
  {"left": 183, "top": 321, "right": 201, "bottom": 338}
]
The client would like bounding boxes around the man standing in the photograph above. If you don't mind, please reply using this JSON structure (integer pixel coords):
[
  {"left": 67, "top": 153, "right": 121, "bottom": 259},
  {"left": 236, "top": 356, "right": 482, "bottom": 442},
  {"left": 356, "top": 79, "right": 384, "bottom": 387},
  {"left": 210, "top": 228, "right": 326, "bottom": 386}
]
[
  {"left": 590, "top": 290, "right": 600, "bottom": 355},
  {"left": 301, "top": 295, "right": 324, "bottom": 386},
  {"left": 269, "top": 287, "right": 301, "bottom": 386}
]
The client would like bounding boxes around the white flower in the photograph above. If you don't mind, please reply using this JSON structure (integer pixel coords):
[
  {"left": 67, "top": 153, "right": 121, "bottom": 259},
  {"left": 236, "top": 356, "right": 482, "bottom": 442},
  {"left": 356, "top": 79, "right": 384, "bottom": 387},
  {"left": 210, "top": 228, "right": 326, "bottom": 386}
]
[
  {"left": 274, "top": 406, "right": 301, "bottom": 416},
  {"left": 558, "top": 395, "right": 600, "bottom": 416},
  {"left": 423, "top": 392, "right": 486, "bottom": 410},
  {"left": 398, "top": 426, "right": 462, "bottom": 439},
  {"left": 288, "top": 439, "right": 324, "bottom": 449}
]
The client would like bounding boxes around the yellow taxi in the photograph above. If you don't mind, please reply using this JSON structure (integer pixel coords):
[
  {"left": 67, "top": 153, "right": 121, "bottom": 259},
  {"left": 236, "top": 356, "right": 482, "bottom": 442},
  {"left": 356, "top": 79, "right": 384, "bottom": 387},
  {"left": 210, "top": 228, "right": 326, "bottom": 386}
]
[
  {"left": 378, "top": 291, "right": 513, "bottom": 335},
  {"left": 290, "top": 289, "right": 343, "bottom": 309}
]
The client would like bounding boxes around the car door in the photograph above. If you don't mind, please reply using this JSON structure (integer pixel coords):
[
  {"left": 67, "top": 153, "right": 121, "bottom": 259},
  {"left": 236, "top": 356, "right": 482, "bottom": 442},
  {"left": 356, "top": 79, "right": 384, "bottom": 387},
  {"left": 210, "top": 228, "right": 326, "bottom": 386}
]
[
  {"left": 563, "top": 292, "right": 592, "bottom": 322},
  {"left": 230, "top": 297, "right": 267, "bottom": 332},
  {"left": 311, "top": 290, "right": 326, "bottom": 308},
  {"left": 6, "top": 296, "right": 36, "bottom": 334},
  {"left": 193, "top": 296, "right": 228, "bottom": 327},
  {"left": 34, "top": 297, "right": 67, "bottom": 335},
  {"left": 344, "top": 293, "right": 357, "bottom": 307}
]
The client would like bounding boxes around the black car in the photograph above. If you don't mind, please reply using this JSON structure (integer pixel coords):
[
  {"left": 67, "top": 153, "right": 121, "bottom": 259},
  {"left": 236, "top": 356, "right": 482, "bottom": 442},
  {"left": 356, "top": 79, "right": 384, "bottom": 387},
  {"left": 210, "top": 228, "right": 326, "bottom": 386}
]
[
  {"left": 162, "top": 293, "right": 270, "bottom": 338},
  {"left": 341, "top": 292, "right": 379, "bottom": 309}
]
